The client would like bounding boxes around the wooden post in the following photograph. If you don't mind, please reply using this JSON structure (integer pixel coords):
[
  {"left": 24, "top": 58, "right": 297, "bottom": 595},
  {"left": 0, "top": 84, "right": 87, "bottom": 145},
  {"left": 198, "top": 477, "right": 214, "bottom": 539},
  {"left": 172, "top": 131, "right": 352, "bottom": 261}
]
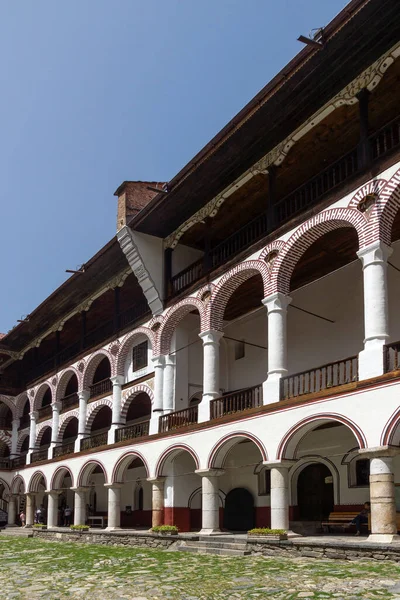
[
  {"left": 203, "top": 217, "right": 212, "bottom": 272},
  {"left": 267, "top": 166, "right": 277, "bottom": 231},
  {"left": 113, "top": 286, "right": 120, "bottom": 332},
  {"left": 164, "top": 248, "right": 173, "bottom": 300},
  {"left": 80, "top": 311, "right": 87, "bottom": 351},
  {"left": 357, "top": 88, "right": 371, "bottom": 170}
]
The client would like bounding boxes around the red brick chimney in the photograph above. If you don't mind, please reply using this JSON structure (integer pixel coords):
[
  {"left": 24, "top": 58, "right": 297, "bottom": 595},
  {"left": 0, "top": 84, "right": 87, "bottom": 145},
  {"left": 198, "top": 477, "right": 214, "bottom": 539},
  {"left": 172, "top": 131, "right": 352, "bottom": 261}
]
[{"left": 114, "top": 181, "right": 166, "bottom": 231}]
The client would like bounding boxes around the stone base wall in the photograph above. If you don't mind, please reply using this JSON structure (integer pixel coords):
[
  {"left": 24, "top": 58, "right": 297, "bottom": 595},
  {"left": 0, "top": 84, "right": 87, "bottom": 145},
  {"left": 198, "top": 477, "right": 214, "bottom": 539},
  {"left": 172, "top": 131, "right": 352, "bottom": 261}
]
[{"left": 32, "top": 529, "right": 180, "bottom": 549}]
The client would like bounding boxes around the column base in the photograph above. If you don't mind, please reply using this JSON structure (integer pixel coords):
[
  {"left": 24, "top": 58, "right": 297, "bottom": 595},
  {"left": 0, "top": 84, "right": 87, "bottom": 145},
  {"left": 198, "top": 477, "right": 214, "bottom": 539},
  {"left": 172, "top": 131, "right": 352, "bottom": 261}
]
[
  {"left": 149, "top": 414, "right": 161, "bottom": 435},
  {"left": 198, "top": 528, "right": 222, "bottom": 536},
  {"left": 287, "top": 530, "right": 302, "bottom": 539},
  {"left": 6, "top": 524, "right": 18, "bottom": 528},
  {"left": 358, "top": 343, "right": 385, "bottom": 380},
  {"left": 105, "top": 526, "right": 121, "bottom": 532},
  {"left": 262, "top": 377, "right": 283, "bottom": 404},
  {"left": 367, "top": 533, "right": 400, "bottom": 544}
]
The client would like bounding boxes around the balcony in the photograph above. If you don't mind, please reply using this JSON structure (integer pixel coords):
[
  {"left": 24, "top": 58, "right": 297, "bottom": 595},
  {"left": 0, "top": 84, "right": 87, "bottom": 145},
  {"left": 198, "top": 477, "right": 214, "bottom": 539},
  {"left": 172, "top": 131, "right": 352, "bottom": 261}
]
[
  {"left": 37, "top": 404, "right": 52, "bottom": 422},
  {"left": 89, "top": 378, "right": 112, "bottom": 399},
  {"left": 80, "top": 431, "right": 108, "bottom": 451},
  {"left": 115, "top": 421, "right": 150, "bottom": 443},
  {"left": 210, "top": 385, "right": 263, "bottom": 420},
  {"left": 10, "top": 455, "right": 27, "bottom": 469},
  {"left": 119, "top": 302, "right": 151, "bottom": 330},
  {"left": 31, "top": 446, "right": 50, "bottom": 463},
  {"left": 0, "top": 458, "right": 10, "bottom": 469},
  {"left": 53, "top": 441, "right": 76, "bottom": 458},
  {"left": 280, "top": 356, "right": 359, "bottom": 401},
  {"left": 170, "top": 114, "right": 400, "bottom": 298},
  {"left": 385, "top": 341, "right": 400, "bottom": 373},
  {"left": 159, "top": 406, "right": 198, "bottom": 433},
  {"left": 18, "top": 414, "right": 30, "bottom": 430},
  {"left": 60, "top": 392, "right": 79, "bottom": 413}
]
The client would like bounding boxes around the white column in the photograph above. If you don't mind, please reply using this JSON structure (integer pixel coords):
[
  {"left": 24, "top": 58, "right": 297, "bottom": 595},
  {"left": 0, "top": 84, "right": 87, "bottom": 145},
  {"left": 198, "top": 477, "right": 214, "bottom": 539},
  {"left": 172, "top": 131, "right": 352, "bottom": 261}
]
[
  {"left": 75, "top": 391, "right": 89, "bottom": 452},
  {"left": 71, "top": 487, "right": 89, "bottom": 526},
  {"left": 108, "top": 375, "right": 125, "bottom": 444},
  {"left": 50, "top": 402, "right": 61, "bottom": 451},
  {"left": 7, "top": 495, "right": 17, "bottom": 527},
  {"left": 163, "top": 354, "right": 176, "bottom": 414},
  {"left": 10, "top": 418, "right": 20, "bottom": 458},
  {"left": 25, "top": 493, "right": 36, "bottom": 527},
  {"left": 105, "top": 483, "right": 122, "bottom": 530},
  {"left": 150, "top": 356, "right": 165, "bottom": 434},
  {"left": 262, "top": 292, "right": 292, "bottom": 404},
  {"left": 46, "top": 490, "right": 61, "bottom": 529},
  {"left": 357, "top": 241, "right": 392, "bottom": 380},
  {"left": 27, "top": 411, "right": 38, "bottom": 464},
  {"left": 195, "top": 469, "right": 224, "bottom": 535},
  {"left": 265, "top": 460, "right": 296, "bottom": 534},
  {"left": 198, "top": 330, "right": 224, "bottom": 423},
  {"left": 147, "top": 477, "right": 165, "bottom": 528}
]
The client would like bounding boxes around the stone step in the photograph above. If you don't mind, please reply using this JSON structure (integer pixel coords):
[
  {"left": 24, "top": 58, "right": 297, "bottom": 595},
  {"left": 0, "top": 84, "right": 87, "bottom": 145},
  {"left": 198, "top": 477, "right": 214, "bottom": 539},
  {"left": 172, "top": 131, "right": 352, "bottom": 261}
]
[
  {"left": 185, "top": 540, "right": 248, "bottom": 550},
  {"left": 179, "top": 544, "right": 250, "bottom": 556},
  {"left": 1, "top": 527, "right": 33, "bottom": 537}
]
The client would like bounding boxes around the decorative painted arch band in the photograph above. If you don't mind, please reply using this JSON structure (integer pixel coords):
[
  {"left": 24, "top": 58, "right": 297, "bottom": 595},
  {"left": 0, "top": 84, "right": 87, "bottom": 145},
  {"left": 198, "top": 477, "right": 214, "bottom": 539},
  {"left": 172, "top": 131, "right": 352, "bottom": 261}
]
[
  {"left": 50, "top": 465, "right": 75, "bottom": 490},
  {"left": 11, "top": 475, "right": 25, "bottom": 495},
  {"left": 85, "top": 398, "right": 113, "bottom": 433},
  {"left": 154, "top": 443, "right": 200, "bottom": 478},
  {"left": 380, "top": 406, "right": 400, "bottom": 446},
  {"left": 207, "top": 431, "right": 268, "bottom": 469},
  {"left": 77, "top": 459, "right": 108, "bottom": 487},
  {"left": 111, "top": 450, "right": 150, "bottom": 483},
  {"left": 276, "top": 413, "right": 367, "bottom": 461},
  {"left": 115, "top": 327, "right": 155, "bottom": 377},
  {"left": 121, "top": 384, "right": 154, "bottom": 420},
  {"left": 28, "top": 470, "right": 47, "bottom": 493},
  {"left": 157, "top": 298, "right": 206, "bottom": 355}
]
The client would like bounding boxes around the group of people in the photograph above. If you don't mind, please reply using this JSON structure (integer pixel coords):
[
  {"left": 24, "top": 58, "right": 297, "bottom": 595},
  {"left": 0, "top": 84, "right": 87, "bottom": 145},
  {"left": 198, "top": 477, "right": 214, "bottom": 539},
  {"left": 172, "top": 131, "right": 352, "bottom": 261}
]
[{"left": 17, "top": 502, "right": 93, "bottom": 527}]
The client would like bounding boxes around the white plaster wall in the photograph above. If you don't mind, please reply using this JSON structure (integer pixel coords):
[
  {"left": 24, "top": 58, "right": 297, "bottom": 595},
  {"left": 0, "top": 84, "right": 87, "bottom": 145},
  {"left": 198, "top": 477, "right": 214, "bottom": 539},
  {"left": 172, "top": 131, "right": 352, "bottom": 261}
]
[
  {"left": 219, "top": 442, "right": 268, "bottom": 508},
  {"left": 387, "top": 240, "right": 400, "bottom": 345},
  {"left": 124, "top": 334, "right": 154, "bottom": 384},
  {"left": 131, "top": 231, "right": 163, "bottom": 299},
  {"left": 171, "top": 244, "right": 204, "bottom": 277},
  {"left": 164, "top": 452, "right": 198, "bottom": 508}
]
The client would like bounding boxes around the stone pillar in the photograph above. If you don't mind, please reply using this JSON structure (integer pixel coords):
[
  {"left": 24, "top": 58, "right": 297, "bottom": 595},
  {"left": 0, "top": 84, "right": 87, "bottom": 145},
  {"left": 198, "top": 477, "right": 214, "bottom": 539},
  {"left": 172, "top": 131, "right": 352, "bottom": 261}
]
[
  {"left": 150, "top": 356, "right": 165, "bottom": 434},
  {"left": 7, "top": 495, "right": 17, "bottom": 527},
  {"left": 108, "top": 375, "right": 125, "bottom": 444},
  {"left": 262, "top": 293, "right": 292, "bottom": 403},
  {"left": 71, "top": 487, "right": 89, "bottom": 526},
  {"left": 25, "top": 493, "right": 36, "bottom": 527},
  {"left": 361, "top": 448, "right": 399, "bottom": 543},
  {"left": 105, "top": 483, "right": 122, "bottom": 530},
  {"left": 50, "top": 402, "right": 61, "bottom": 450},
  {"left": 148, "top": 477, "right": 165, "bottom": 528},
  {"left": 46, "top": 490, "right": 61, "bottom": 529},
  {"left": 163, "top": 354, "right": 176, "bottom": 414},
  {"left": 195, "top": 469, "right": 224, "bottom": 535},
  {"left": 10, "top": 418, "right": 20, "bottom": 458},
  {"left": 198, "top": 330, "right": 224, "bottom": 423},
  {"left": 27, "top": 411, "right": 38, "bottom": 463},
  {"left": 357, "top": 241, "right": 392, "bottom": 380},
  {"left": 76, "top": 391, "right": 90, "bottom": 452},
  {"left": 266, "top": 460, "right": 296, "bottom": 534}
]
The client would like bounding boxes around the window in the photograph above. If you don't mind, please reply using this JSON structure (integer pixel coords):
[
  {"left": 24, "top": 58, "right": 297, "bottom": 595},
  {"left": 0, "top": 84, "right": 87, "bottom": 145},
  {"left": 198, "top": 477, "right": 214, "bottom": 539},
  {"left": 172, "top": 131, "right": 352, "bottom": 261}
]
[
  {"left": 356, "top": 459, "right": 370, "bottom": 487},
  {"left": 132, "top": 341, "right": 148, "bottom": 372},
  {"left": 234, "top": 340, "right": 245, "bottom": 361}
]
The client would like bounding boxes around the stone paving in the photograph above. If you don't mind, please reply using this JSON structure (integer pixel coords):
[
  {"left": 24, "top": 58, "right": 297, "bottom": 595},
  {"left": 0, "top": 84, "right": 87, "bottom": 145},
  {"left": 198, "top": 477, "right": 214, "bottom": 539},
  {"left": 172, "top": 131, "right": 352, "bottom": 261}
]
[{"left": 1, "top": 536, "right": 400, "bottom": 599}]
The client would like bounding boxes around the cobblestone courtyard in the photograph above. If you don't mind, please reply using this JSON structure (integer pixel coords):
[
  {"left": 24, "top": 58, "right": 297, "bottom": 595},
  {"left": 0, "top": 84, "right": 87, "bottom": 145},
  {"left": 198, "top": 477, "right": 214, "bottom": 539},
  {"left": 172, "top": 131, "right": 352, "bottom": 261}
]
[{"left": 1, "top": 537, "right": 400, "bottom": 599}]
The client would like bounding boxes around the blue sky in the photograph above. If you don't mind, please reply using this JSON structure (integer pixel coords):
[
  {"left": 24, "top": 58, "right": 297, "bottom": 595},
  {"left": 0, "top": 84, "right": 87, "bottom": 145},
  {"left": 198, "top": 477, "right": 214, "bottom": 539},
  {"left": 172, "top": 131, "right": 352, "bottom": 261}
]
[{"left": 0, "top": 0, "right": 348, "bottom": 333}]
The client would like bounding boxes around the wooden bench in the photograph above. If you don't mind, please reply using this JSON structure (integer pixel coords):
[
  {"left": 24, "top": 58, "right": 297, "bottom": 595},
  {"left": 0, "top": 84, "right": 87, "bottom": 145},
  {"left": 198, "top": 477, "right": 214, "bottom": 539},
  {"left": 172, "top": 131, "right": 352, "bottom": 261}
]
[{"left": 321, "top": 512, "right": 368, "bottom": 533}]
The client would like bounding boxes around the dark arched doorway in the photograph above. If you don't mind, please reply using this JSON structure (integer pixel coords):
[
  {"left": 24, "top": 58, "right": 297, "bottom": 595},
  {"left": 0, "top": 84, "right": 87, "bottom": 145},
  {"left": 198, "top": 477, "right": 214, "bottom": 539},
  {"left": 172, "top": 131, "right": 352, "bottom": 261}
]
[
  {"left": 224, "top": 488, "right": 254, "bottom": 531},
  {"left": 297, "top": 463, "right": 334, "bottom": 520}
]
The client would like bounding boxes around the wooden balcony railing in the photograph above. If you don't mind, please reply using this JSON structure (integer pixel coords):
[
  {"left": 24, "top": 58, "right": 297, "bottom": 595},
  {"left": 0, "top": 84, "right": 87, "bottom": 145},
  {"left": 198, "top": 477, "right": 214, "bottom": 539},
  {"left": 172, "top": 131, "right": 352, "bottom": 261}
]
[
  {"left": 53, "top": 441, "right": 76, "bottom": 458},
  {"left": 210, "top": 385, "right": 263, "bottom": 420},
  {"left": 119, "top": 302, "right": 151, "bottom": 329},
  {"left": 18, "top": 414, "right": 30, "bottom": 430},
  {"left": 385, "top": 341, "right": 400, "bottom": 373},
  {"left": 171, "top": 258, "right": 204, "bottom": 296},
  {"left": 57, "top": 341, "right": 81, "bottom": 365},
  {"left": 0, "top": 458, "right": 10, "bottom": 470},
  {"left": 80, "top": 431, "right": 108, "bottom": 451},
  {"left": 115, "top": 421, "right": 150, "bottom": 443},
  {"left": 31, "top": 446, "right": 50, "bottom": 463},
  {"left": 159, "top": 406, "right": 198, "bottom": 433},
  {"left": 370, "top": 115, "right": 400, "bottom": 160},
  {"left": 280, "top": 356, "right": 359, "bottom": 401},
  {"left": 10, "top": 454, "right": 27, "bottom": 469},
  {"left": 84, "top": 320, "right": 114, "bottom": 349},
  {"left": 89, "top": 378, "right": 112, "bottom": 399},
  {"left": 60, "top": 392, "right": 79, "bottom": 413},
  {"left": 37, "top": 404, "right": 52, "bottom": 421}
]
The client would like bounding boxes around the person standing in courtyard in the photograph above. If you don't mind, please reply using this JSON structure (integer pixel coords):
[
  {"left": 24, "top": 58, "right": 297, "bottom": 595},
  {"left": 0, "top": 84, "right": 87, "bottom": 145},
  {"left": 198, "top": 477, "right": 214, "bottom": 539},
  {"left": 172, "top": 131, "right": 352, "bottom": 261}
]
[
  {"left": 19, "top": 510, "right": 25, "bottom": 527},
  {"left": 64, "top": 505, "right": 72, "bottom": 527}
]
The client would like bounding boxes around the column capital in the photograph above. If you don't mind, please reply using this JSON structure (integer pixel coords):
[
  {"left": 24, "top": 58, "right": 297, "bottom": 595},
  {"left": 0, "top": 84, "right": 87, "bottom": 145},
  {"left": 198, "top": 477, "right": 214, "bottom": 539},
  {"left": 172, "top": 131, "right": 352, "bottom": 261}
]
[
  {"left": 70, "top": 486, "right": 90, "bottom": 493},
  {"left": 357, "top": 240, "right": 393, "bottom": 267},
  {"left": 30, "top": 411, "right": 38, "bottom": 421},
  {"left": 151, "top": 355, "right": 165, "bottom": 368},
  {"left": 263, "top": 460, "right": 296, "bottom": 469},
  {"left": 147, "top": 477, "right": 166, "bottom": 484},
  {"left": 12, "top": 417, "right": 20, "bottom": 428},
  {"left": 195, "top": 468, "right": 225, "bottom": 477},
  {"left": 45, "top": 489, "right": 62, "bottom": 496},
  {"left": 51, "top": 401, "right": 62, "bottom": 412},
  {"left": 25, "top": 491, "right": 38, "bottom": 497},
  {"left": 104, "top": 483, "right": 123, "bottom": 490},
  {"left": 262, "top": 292, "right": 292, "bottom": 313},
  {"left": 110, "top": 375, "right": 125, "bottom": 386},
  {"left": 78, "top": 390, "right": 90, "bottom": 402},
  {"left": 358, "top": 446, "right": 400, "bottom": 459},
  {"left": 198, "top": 330, "right": 224, "bottom": 345},
  {"left": 164, "top": 354, "right": 176, "bottom": 367}
]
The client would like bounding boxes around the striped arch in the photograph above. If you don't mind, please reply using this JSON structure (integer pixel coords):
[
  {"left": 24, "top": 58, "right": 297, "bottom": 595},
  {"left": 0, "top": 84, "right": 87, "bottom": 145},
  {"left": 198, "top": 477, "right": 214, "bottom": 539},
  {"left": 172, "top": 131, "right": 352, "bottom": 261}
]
[
  {"left": 208, "top": 261, "right": 270, "bottom": 331},
  {"left": 277, "top": 413, "right": 367, "bottom": 460},
  {"left": 121, "top": 384, "right": 154, "bottom": 420},
  {"left": 112, "top": 450, "right": 150, "bottom": 483},
  {"left": 380, "top": 405, "right": 400, "bottom": 446},
  {"left": 258, "top": 239, "right": 286, "bottom": 261},
  {"left": 57, "top": 410, "right": 79, "bottom": 442},
  {"left": 16, "top": 431, "right": 29, "bottom": 454},
  {"left": 85, "top": 398, "right": 113, "bottom": 433},
  {"left": 268, "top": 208, "right": 368, "bottom": 296},
  {"left": 28, "top": 470, "right": 47, "bottom": 493},
  {"left": 115, "top": 327, "right": 155, "bottom": 377},
  {"left": 158, "top": 298, "right": 206, "bottom": 355},
  {"left": 207, "top": 431, "right": 268, "bottom": 469},
  {"left": 0, "top": 395, "right": 16, "bottom": 419},
  {"left": 77, "top": 459, "right": 108, "bottom": 487},
  {"left": 372, "top": 167, "right": 400, "bottom": 244},
  {"left": 50, "top": 465, "right": 74, "bottom": 490},
  {"left": 11, "top": 475, "right": 25, "bottom": 495},
  {"left": 0, "top": 430, "right": 12, "bottom": 452},
  {"left": 35, "top": 422, "right": 52, "bottom": 447},
  {"left": 82, "top": 349, "right": 114, "bottom": 390},
  {"left": 15, "top": 393, "right": 29, "bottom": 419},
  {"left": 155, "top": 443, "right": 200, "bottom": 478},
  {"left": 56, "top": 367, "right": 80, "bottom": 402},
  {"left": 32, "top": 383, "right": 53, "bottom": 412}
]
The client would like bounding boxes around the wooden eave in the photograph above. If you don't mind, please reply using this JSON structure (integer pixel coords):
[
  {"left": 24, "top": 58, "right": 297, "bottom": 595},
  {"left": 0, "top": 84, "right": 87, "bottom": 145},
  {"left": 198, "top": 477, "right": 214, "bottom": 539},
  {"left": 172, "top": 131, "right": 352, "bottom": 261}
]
[{"left": 130, "top": 0, "right": 400, "bottom": 239}]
